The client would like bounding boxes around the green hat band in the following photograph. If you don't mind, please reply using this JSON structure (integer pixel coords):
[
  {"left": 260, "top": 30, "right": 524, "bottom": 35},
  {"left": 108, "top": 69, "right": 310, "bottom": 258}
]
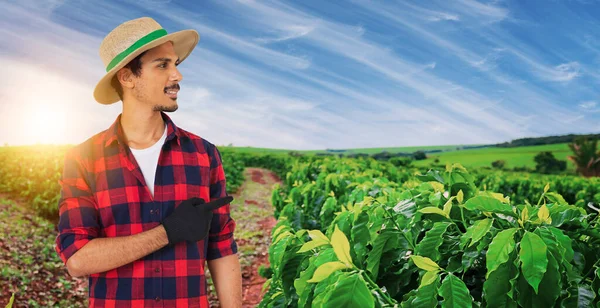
[{"left": 106, "top": 28, "right": 168, "bottom": 72}]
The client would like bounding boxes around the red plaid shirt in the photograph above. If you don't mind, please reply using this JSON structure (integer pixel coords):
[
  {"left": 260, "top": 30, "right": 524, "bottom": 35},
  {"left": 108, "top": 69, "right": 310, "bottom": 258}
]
[{"left": 54, "top": 112, "right": 237, "bottom": 307}]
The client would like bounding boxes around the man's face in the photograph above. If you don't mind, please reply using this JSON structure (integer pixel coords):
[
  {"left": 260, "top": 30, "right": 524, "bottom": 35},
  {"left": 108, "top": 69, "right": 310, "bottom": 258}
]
[{"left": 129, "top": 41, "right": 183, "bottom": 112}]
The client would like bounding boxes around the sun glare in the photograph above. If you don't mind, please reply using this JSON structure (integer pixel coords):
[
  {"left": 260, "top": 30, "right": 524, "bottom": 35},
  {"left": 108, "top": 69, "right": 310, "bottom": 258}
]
[{"left": 23, "top": 104, "right": 68, "bottom": 145}]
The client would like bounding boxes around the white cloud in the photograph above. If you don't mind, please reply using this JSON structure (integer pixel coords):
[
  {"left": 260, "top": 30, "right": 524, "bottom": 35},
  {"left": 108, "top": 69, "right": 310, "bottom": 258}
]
[
  {"left": 454, "top": 0, "right": 509, "bottom": 22},
  {"left": 579, "top": 101, "right": 597, "bottom": 109},
  {"left": 254, "top": 24, "right": 316, "bottom": 44},
  {"left": 553, "top": 62, "right": 581, "bottom": 82},
  {"left": 427, "top": 12, "right": 460, "bottom": 22}
]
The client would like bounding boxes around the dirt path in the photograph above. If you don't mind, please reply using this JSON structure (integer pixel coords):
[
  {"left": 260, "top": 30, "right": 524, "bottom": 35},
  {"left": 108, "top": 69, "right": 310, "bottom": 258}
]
[
  {"left": 207, "top": 167, "right": 280, "bottom": 308},
  {"left": 0, "top": 193, "right": 88, "bottom": 307}
]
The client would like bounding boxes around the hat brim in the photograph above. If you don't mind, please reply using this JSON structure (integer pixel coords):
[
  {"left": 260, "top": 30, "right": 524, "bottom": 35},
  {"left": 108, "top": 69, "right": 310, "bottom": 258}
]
[{"left": 93, "top": 29, "right": 199, "bottom": 105}]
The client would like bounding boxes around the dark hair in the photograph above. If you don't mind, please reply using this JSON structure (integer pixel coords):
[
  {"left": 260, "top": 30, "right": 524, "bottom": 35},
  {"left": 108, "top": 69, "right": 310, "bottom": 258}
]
[{"left": 114, "top": 50, "right": 148, "bottom": 99}]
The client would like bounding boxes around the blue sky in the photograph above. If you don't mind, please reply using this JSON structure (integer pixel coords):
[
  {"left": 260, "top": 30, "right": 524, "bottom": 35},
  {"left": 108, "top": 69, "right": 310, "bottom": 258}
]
[{"left": 1, "top": 0, "right": 600, "bottom": 150}]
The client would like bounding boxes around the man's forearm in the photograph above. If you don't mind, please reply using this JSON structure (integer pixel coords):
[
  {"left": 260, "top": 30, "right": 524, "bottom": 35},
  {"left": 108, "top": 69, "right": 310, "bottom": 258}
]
[
  {"left": 67, "top": 225, "right": 169, "bottom": 277},
  {"left": 207, "top": 254, "right": 242, "bottom": 308}
]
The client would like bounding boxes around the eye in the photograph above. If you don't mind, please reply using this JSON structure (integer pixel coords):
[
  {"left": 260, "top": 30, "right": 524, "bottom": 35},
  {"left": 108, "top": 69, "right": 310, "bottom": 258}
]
[{"left": 158, "top": 63, "right": 167, "bottom": 68}]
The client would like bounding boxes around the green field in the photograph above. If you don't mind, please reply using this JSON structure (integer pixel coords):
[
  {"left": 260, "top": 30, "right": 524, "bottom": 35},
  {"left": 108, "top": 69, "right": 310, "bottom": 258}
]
[
  {"left": 413, "top": 143, "right": 575, "bottom": 170},
  {"left": 223, "top": 144, "right": 487, "bottom": 156},
  {"left": 226, "top": 143, "right": 580, "bottom": 172},
  {"left": 306, "top": 144, "right": 484, "bottom": 155}
]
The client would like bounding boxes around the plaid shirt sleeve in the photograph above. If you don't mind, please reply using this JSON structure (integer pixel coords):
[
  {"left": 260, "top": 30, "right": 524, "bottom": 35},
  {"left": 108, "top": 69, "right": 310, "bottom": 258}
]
[
  {"left": 54, "top": 147, "right": 100, "bottom": 265},
  {"left": 206, "top": 145, "right": 238, "bottom": 261}
]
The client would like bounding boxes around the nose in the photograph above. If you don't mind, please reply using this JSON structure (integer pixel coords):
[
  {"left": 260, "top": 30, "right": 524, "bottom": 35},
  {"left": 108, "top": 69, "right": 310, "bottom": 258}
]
[{"left": 171, "top": 67, "right": 183, "bottom": 82}]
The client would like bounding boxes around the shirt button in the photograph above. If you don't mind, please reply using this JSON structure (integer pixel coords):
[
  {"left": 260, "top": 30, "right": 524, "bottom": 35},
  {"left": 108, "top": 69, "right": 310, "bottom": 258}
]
[
  {"left": 154, "top": 267, "right": 160, "bottom": 273},
  {"left": 155, "top": 296, "right": 160, "bottom": 302}
]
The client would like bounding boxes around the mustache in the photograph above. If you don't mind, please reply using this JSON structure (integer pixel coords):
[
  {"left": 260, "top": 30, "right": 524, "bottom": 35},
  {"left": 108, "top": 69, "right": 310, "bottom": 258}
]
[{"left": 164, "top": 84, "right": 180, "bottom": 91}]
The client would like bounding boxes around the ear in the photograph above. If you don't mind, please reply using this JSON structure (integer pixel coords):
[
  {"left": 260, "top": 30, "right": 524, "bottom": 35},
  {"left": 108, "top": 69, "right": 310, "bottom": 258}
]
[{"left": 116, "top": 68, "right": 135, "bottom": 90}]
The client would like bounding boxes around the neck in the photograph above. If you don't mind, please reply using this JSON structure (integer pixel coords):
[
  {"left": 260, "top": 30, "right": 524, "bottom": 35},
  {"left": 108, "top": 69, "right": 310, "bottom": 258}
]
[{"left": 120, "top": 103, "right": 165, "bottom": 150}]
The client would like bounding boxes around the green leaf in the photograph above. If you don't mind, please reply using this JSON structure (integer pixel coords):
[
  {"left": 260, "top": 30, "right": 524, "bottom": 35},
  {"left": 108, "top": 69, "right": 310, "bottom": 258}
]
[
  {"left": 544, "top": 183, "right": 550, "bottom": 193},
  {"left": 393, "top": 199, "right": 417, "bottom": 218},
  {"left": 516, "top": 253, "right": 561, "bottom": 308},
  {"left": 544, "top": 192, "right": 567, "bottom": 205},
  {"left": 443, "top": 197, "right": 455, "bottom": 216},
  {"left": 416, "top": 170, "right": 445, "bottom": 184},
  {"left": 297, "top": 238, "right": 329, "bottom": 253},
  {"left": 366, "top": 229, "right": 406, "bottom": 280},
  {"left": 281, "top": 250, "right": 307, "bottom": 299},
  {"left": 420, "top": 270, "right": 439, "bottom": 288},
  {"left": 6, "top": 293, "right": 15, "bottom": 308},
  {"left": 261, "top": 278, "right": 271, "bottom": 294},
  {"left": 537, "top": 204, "right": 551, "bottom": 224},
  {"left": 547, "top": 204, "right": 586, "bottom": 227},
  {"left": 269, "top": 235, "right": 292, "bottom": 273},
  {"left": 307, "top": 261, "right": 348, "bottom": 283},
  {"left": 274, "top": 230, "right": 293, "bottom": 244},
  {"left": 547, "top": 227, "right": 574, "bottom": 262},
  {"left": 478, "top": 191, "right": 510, "bottom": 203},
  {"left": 520, "top": 206, "right": 529, "bottom": 226},
  {"left": 464, "top": 196, "right": 516, "bottom": 217},
  {"left": 295, "top": 249, "right": 336, "bottom": 306},
  {"left": 405, "top": 275, "right": 440, "bottom": 307},
  {"left": 483, "top": 257, "right": 518, "bottom": 308},
  {"left": 351, "top": 211, "right": 371, "bottom": 265},
  {"left": 457, "top": 190, "right": 464, "bottom": 204},
  {"left": 429, "top": 181, "right": 445, "bottom": 193},
  {"left": 561, "top": 284, "right": 596, "bottom": 308},
  {"left": 331, "top": 225, "right": 354, "bottom": 267},
  {"left": 311, "top": 270, "right": 343, "bottom": 307},
  {"left": 418, "top": 206, "right": 449, "bottom": 218},
  {"left": 486, "top": 228, "right": 518, "bottom": 279},
  {"left": 519, "top": 231, "right": 548, "bottom": 293},
  {"left": 537, "top": 254, "right": 561, "bottom": 306},
  {"left": 411, "top": 255, "right": 442, "bottom": 272},
  {"left": 440, "top": 273, "right": 473, "bottom": 308},
  {"left": 416, "top": 222, "right": 451, "bottom": 261},
  {"left": 307, "top": 230, "right": 330, "bottom": 243},
  {"left": 461, "top": 218, "right": 493, "bottom": 249},
  {"left": 321, "top": 273, "right": 375, "bottom": 308}
]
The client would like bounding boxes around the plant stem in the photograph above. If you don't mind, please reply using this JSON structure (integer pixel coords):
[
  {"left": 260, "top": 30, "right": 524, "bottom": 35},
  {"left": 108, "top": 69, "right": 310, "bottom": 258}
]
[
  {"left": 581, "top": 258, "right": 600, "bottom": 281},
  {"left": 537, "top": 193, "right": 545, "bottom": 206},
  {"left": 362, "top": 270, "right": 396, "bottom": 306},
  {"left": 380, "top": 202, "right": 415, "bottom": 250},
  {"left": 459, "top": 207, "right": 468, "bottom": 231}
]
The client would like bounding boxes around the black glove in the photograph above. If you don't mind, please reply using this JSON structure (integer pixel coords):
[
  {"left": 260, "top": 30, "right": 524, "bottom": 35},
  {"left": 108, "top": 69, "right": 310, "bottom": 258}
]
[{"left": 162, "top": 196, "right": 233, "bottom": 245}]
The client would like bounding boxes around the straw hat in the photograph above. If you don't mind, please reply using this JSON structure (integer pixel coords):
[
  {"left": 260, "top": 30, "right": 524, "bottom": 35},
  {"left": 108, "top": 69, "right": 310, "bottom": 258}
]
[{"left": 93, "top": 17, "right": 199, "bottom": 105}]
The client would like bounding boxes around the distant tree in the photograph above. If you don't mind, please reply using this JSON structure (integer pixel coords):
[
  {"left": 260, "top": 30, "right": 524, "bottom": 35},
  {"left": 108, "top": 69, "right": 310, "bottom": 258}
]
[
  {"left": 534, "top": 151, "right": 567, "bottom": 174},
  {"left": 567, "top": 137, "right": 600, "bottom": 177},
  {"left": 413, "top": 151, "right": 427, "bottom": 160},
  {"left": 492, "top": 160, "right": 506, "bottom": 169},
  {"left": 372, "top": 151, "right": 393, "bottom": 161},
  {"left": 389, "top": 157, "right": 413, "bottom": 167},
  {"left": 513, "top": 166, "right": 533, "bottom": 172},
  {"left": 288, "top": 151, "right": 303, "bottom": 157}
]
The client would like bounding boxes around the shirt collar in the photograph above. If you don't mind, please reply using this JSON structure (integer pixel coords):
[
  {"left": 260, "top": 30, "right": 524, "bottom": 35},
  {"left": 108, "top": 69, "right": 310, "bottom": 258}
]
[{"left": 104, "top": 111, "right": 185, "bottom": 148}]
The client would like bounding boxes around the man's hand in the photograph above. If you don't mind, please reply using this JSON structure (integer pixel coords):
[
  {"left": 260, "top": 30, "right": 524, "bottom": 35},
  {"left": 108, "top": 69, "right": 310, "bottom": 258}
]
[{"left": 162, "top": 196, "right": 233, "bottom": 245}]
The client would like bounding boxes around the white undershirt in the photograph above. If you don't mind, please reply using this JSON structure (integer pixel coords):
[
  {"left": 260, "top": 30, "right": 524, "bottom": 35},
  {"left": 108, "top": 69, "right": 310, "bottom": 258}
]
[{"left": 129, "top": 124, "right": 168, "bottom": 198}]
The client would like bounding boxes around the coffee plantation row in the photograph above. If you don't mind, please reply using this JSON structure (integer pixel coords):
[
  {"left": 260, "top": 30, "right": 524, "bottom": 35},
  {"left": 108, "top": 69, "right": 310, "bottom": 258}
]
[
  {"left": 261, "top": 158, "right": 600, "bottom": 307},
  {"left": 1, "top": 145, "right": 599, "bottom": 306}
]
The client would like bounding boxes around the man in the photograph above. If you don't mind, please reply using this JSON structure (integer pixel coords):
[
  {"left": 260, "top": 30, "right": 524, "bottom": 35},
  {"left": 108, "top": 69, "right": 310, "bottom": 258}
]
[{"left": 54, "top": 17, "right": 242, "bottom": 307}]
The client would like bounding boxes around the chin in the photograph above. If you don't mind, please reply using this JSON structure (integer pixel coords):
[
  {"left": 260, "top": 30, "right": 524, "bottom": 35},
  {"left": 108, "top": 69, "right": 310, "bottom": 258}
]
[{"left": 154, "top": 103, "right": 178, "bottom": 112}]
